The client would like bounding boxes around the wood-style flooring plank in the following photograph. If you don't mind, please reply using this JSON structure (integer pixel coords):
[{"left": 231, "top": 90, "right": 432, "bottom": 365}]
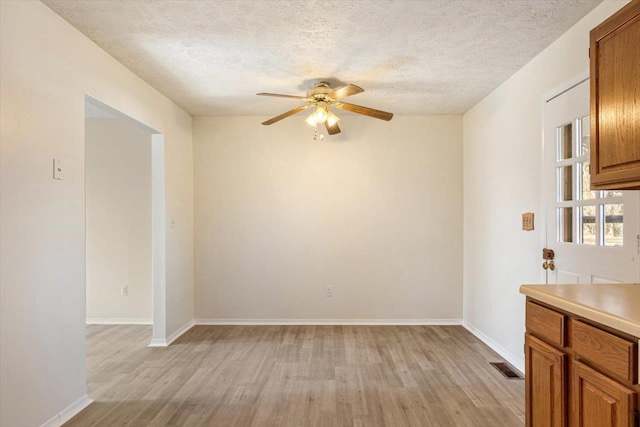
[{"left": 65, "top": 325, "right": 524, "bottom": 426}]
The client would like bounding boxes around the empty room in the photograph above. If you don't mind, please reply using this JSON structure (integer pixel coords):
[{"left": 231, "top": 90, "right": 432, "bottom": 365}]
[{"left": 1, "top": 1, "right": 639, "bottom": 426}]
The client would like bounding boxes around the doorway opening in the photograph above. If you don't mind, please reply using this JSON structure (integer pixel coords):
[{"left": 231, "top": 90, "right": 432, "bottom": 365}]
[{"left": 84, "top": 95, "right": 167, "bottom": 345}]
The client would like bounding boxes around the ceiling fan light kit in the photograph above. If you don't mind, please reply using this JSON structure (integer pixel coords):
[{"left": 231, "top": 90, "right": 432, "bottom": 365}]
[{"left": 257, "top": 81, "right": 393, "bottom": 137}]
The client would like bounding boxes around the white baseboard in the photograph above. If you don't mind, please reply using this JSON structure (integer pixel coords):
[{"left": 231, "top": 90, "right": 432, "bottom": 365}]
[
  {"left": 86, "top": 317, "right": 152, "bottom": 325},
  {"left": 40, "top": 394, "right": 93, "bottom": 427},
  {"left": 194, "top": 318, "right": 463, "bottom": 326},
  {"left": 462, "top": 320, "right": 524, "bottom": 374},
  {"left": 148, "top": 319, "right": 195, "bottom": 347},
  {"left": 148, "top": 338, "right": 168, "bottom": 347},
  {"left": 166, "top": 319, "right": 195, "bottom": 345}
]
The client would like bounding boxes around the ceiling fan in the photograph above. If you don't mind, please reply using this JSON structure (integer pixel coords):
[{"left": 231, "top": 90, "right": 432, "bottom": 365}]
[{"left": 257, "top": 82, "right": 393, "bottom": 136}]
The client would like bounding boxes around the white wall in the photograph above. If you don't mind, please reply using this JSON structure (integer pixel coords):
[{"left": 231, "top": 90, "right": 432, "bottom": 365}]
[
  {"left": 194, "top": 116, "right": 463, "bottom": 321},
  {"left": 462, "top": 0, "right": 629, "bottom": 372},
  {"left": 0, "top": 2, "right": 194, "bottom": 426},
  {"left": 86, "top": 118, "right": 152, "bottom": 322}
]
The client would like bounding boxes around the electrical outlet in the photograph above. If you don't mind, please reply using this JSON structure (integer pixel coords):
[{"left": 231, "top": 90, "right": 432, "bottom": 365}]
[
  {"left": 326, "top": 285, "right": 334, "bottom": 298},
  {"left": 121, "top": 285, "right": 128, "bottom": 296}
]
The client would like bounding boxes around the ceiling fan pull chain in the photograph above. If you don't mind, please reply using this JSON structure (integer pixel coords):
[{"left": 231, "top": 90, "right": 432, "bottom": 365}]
[{"left": 313, "top": 126, "right": 324, "bottom": 142}]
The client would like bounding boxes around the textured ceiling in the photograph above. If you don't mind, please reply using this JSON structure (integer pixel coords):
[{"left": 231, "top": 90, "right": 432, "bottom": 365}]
[{"left": 43, "top": 0, "right": 601, "bottom": 116}]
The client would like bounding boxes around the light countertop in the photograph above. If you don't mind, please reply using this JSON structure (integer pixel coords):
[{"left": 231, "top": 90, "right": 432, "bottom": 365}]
[{"left": 520, "top": 284, "right": 640, "bottom": 338}]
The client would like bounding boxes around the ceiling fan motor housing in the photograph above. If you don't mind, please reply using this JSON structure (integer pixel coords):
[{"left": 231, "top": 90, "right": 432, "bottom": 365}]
[{"left": 306, "top": 81, "right": 333, "bottom": 102}]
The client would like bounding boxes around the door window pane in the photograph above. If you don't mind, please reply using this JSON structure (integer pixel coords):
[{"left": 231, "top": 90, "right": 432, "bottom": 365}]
[
  {"left": 559, "top": 207, "right": 573, "bottom": 243},
  {"left": 556, "top": 123, "right": 573, "bottom": 161},
  {"left": 557, "top": 166, "right": 573, "bottom": 201},
  {"left": 603, "top": 190, "right": 623, "bottom": 198},
  {"left": 581, "top": 206, "right": 596, "bottom": 245},
  {"left": 580, "top": 116, "right": 590, "bottom": 156},
  {"left": 580, "top": 161, "right": 595, "bottom": 200},
  {"left": 604, "top": 204, "right": 623, "bottom": 247}
]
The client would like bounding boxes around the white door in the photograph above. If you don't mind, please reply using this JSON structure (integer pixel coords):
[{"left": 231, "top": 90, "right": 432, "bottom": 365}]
[{"left": 544, "top": 78, "right": 640, "bottom": 284}]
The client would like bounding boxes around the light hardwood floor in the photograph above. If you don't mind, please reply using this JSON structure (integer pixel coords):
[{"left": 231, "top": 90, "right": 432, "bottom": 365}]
[{"left": 67, "top": 325, "right": 525, "bottom": 426}]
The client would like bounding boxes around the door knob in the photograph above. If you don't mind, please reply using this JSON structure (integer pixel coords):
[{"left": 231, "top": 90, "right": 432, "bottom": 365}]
[{"left": 542, "top": 260, "right": 556, "bottom": 271}]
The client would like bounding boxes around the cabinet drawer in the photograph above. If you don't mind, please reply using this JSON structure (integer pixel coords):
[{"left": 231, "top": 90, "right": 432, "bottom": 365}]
[
  {"left": 526, "top": 301, "right": 566, "bottom": 347},
  {"left": 571, "top": 320, "right": 637, "bottom": 383}
]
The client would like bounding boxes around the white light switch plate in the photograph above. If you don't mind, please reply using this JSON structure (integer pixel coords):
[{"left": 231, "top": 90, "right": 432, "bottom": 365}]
[{"left": 53, "top": 159, "right": 63, "bottom": 180}]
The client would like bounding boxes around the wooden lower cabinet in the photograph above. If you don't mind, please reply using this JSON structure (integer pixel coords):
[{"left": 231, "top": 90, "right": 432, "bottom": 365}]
[
  {"left": 572, "top": 361, "right": 636, "bottom": 427},
  {"left": 525, "top": 299, "right": 639, "bottom": 427},
  {"left": 526, "top": 334, "right": 567, "bottom": 427}
]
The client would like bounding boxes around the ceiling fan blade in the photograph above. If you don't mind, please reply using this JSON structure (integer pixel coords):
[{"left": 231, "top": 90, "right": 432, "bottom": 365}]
[
  {"left": 261, "top": 105, "right": 310, "bottom": 125},
  {"left": 257, "top": 92, "right": 308, "bottom": 100},
  {"left": 334, "top": 102, "right": 393, "bottom": 121},
  {"left": 328, "top": 84, "right": 364, "bottom": 99},
  {"left": 325, "top": 121, "right": 341, "bottom": 135}
]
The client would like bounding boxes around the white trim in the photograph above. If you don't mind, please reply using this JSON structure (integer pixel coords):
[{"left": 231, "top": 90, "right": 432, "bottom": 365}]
[
  {"left": 148, "top": 319, "right": 195, "bottom": 347},
  {"left": 150, "top": 133, "right": 167, "bottom": 344},
  {"left": 194, "top": 318, "right": 463, "bottom": 326},
  {"left": 40, "top": 395, "right": 93, "bottom": 427},
  {"left": 86, "top": 317, "right": 152, "bottom": 325},
  {"left": 166, "top": 319, "right": 195, "bottom": 345},
  {"left": 462, "top": 321, "right": 524, "bottom": 375}
]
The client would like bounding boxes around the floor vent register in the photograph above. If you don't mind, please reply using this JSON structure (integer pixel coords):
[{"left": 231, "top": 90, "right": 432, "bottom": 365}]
[{"left": 490, "top": 362, "right": 522, "bottom": 379}]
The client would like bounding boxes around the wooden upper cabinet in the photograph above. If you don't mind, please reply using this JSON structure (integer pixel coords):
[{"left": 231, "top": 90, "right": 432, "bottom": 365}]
[{"left": 590, "top": 0, "right": 640, "bottom": 189}]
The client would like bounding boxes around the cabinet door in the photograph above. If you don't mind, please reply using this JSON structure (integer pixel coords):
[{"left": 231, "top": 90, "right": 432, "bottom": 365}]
[
  {"left": 572, "top": 360, "right": 636, "bottom": 427},
  {"left": 590, "top": 0, "right": 640, "bottom": 189},
  {"left": 525, "top": 334, "right": 567, "bottom": 427}
]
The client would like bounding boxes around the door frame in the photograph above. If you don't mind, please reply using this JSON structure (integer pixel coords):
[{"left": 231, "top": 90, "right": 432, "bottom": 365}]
[
  {"left": 540, "top": 68, "right": 590, "bottom": 284},
  {"left": 540, "top": 68, "right": 640, "bottom": 284}
]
